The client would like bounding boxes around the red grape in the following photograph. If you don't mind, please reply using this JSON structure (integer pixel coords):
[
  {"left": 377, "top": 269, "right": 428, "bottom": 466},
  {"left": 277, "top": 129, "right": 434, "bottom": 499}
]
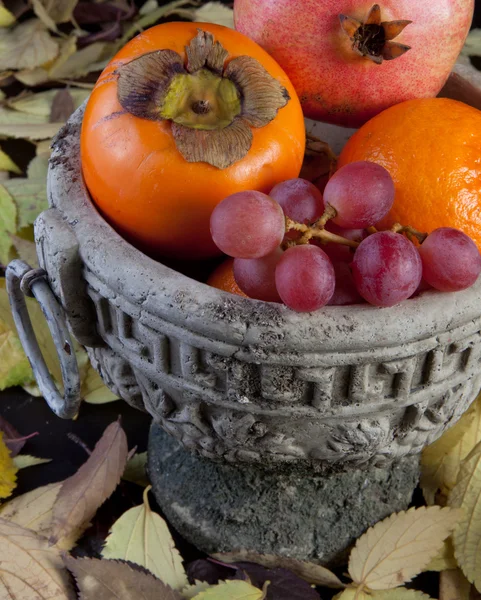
[
  {"left": 352, "top": 231, "right": 422, "bottom": 307},
  {"left": 323, "top": 161, "right": 395, "bottom": 229},
  {"left": 233, "top": 248, "right": 283, "bottom": 302},
  {"left": 270, "top": 178, "right": 324, "bottom": 227},
  {"left": 328, "top": 261, "right": 365, "bottom": 305},
  {"left": 275, "top": 245, "right": 335, "bottom": 311},
  {"left": 419, "top": 227, "right": 481, "bottom": 291},
  {"left": 210, "top": 191, "right": 285, "bottom": 258}
]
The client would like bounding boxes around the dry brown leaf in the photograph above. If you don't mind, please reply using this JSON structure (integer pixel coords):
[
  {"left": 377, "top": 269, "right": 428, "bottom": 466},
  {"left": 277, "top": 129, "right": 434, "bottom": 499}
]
[
  {"left": 421, "top": 395, "right": 481, "bottom": 504},
  {"left": 50, "top": 419, "right": 128, "bottom": 545},
  {"left": 0, "top": 518, "right": 74, "bottom": 599},
  {"left": 50, "top": 88, "right": 75, "bottom": 122},
  {"left": 449, "top": 440, "right": 481, "bottom": 591},
  {"left": 439, "top": 569, "right": 472, "bottom": 600},
  {"left": 64, "top": 556, "right": 184, "bottom": 600},
  {"left": 214, "top": 550, "right": 344, "bottom": 588},
  {"left": 0, "top": 481, "right": 87, "bottom": 550},
  {"left": 348, "top": 506, "right": 461, "bottom": 590},
  {"left": 0, "top": 19, "right": 59, "bottom": 70}
]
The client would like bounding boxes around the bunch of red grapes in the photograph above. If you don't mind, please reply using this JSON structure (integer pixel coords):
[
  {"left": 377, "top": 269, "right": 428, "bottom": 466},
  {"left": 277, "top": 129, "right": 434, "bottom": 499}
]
[{"left": 210, "top": 161, "right": 481, "bottom": 312}]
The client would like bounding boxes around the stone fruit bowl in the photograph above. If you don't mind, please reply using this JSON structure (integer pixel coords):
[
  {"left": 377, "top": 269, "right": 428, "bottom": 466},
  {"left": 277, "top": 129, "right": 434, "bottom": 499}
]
[{"left": 7, "top": 102, "right": 481, "bottom": 474}]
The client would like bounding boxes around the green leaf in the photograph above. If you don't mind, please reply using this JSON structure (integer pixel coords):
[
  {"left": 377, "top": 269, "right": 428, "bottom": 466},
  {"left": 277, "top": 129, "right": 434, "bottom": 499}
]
[
  {"left": 0, "top": 184, "right": 16, "bottom": 265},
  {"left": 13, "top": 454, "right": 52, "bottom": 469},
  {"left": 0, "top": 19, "right": 59, "bottom": 70},
  {"left": 102, "top": 485, "right": 188, "bottom": 590},
  {"left": 191, "top": 580, "right": 265, "bottom": 599},
  {"left": 0, "top": 148, "right": 20, "bottom": 174},
  {"left": 0, "top": 3, "right": 15, "bottom": 28},
  {"left": 122, "top": 452, "right": 149, "bottom": 487},
  {"left": 3, "top": 178, "right": 48, "bottom": 229},
  {"left": 0, "top": 319, "right": 33, "bottom": 390}
]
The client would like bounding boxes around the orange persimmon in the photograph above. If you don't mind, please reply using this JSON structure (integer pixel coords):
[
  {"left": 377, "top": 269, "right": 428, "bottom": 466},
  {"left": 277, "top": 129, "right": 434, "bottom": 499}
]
[{"left": 81, "top": 22, "right": 305, "bottom": 260}]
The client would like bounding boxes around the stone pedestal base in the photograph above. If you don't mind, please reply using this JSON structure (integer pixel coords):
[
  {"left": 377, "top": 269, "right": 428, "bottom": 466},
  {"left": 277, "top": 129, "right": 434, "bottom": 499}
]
[{"left": 148, "top": 424, "right": 420, "bottom": 566}]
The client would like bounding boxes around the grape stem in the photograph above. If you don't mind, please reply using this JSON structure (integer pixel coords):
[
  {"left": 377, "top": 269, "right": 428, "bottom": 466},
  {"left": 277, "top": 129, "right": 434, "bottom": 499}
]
[
  {"left": 284, "top": 216, "right": 359, "bottom": 248},
  {"left": 391, "top": 223, "right": 428, "bottom": 243}
]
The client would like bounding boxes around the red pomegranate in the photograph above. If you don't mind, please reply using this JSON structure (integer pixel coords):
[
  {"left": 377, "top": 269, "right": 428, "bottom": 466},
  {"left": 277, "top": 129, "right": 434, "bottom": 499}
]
[{"left": 233, "top": 1, "right": 474, "bottom": 127}]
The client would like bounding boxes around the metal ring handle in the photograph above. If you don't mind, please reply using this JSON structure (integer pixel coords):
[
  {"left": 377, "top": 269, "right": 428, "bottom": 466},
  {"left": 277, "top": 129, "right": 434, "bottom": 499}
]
[{"left": 6, "top": 259, "right": 81, "bottom": 419}]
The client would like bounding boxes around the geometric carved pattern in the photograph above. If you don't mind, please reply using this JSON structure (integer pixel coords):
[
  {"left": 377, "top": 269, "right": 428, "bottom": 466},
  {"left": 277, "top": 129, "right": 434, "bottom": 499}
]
[{"left": 83, "top": 267, "right": 481, "bottom": 470}]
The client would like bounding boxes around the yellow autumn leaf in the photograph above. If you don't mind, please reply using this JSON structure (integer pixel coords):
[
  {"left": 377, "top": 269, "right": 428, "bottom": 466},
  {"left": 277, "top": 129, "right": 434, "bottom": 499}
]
[
  {"left": 0, "top": 148, "right": 20, "bottom": 174},
  {"left": 193, "top": 2, "right": 234, "bottom": 28},
  {"left": 348, "top": 506, "right": 461, "bottom": 590},
  {"left": 192, "top": 580, "right": 265, "bottom": 600},
  {"left": 0, "top": 3, "right": 15, "bottom": 28},
  {"left": 423, "top": 537, "right": 457, "bottom": 572},
  {"left": 0, "top": 481, "right": 87, "bottom": 551},
  {"left": 0, "top": 19, "right": 59, "bottom": 70},
  {"left": 335, "top": 590, "right": 432, "bottom": 600},
  {"left": 82, "top": 366, "right": 118, "bottom": 404},
  {"left": 0, "top": 319, "right": 33, "bottom": 390},
  {"left": 0, "top": 184, "right": 16, "bottom": 265},
  {"left": 183, "top": 581, "right": 215, "bottom": 598},
  {"left": 7, "top": 88, "right": 90, "bottom": 117},
  {"left": 0, "top": 432, "right": 17, "bottom": 499},
  {"left": 0, "top": 518, "right": 74, "bottom": 599},
  {"left": 13, "top": 455, "right": 51, "bottom": 469},
  {"left": 449, "top": 440, "right": 481, "bottom": 591},
  {"left": 101, "top": 485, "right": 188, "bottom": 590},
  {"left": 421, "top": 395, "right": 481, "bottom": 504},
  {"left": 122, "top": 451, "right": 149, "bottom": 486},
  {"left": 0, "top": 278, "right": 63, "bottom": 385}
]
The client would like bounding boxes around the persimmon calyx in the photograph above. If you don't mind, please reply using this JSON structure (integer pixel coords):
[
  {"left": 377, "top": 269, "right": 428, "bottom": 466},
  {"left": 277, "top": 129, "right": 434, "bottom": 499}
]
[
  {"left": 339, "top": 4, "right": 412, "bottom": 64},
  {"left": 116, "top": 29, "right": 290, "bottom": 169}
]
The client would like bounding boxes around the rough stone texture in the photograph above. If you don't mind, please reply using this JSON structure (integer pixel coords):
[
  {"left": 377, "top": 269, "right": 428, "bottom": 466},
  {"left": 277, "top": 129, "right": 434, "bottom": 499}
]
[
  {"left": 148, "top": 423, "right": 420, "bottom": 565},
  {"left": 36, "top": 101, "right": 481, "bottom": 471}
]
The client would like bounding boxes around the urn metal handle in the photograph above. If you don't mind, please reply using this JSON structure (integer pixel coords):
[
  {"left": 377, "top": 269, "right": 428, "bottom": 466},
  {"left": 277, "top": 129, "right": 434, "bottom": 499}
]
[{"left": 5, "top": 259, "right": 81, "bottom": 419}]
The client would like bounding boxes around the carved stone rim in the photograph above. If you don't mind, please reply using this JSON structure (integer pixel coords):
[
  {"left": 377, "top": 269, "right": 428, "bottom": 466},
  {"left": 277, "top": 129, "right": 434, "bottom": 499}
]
[{"left": 47, "top": 104, "right": 481, "bottom": 352}]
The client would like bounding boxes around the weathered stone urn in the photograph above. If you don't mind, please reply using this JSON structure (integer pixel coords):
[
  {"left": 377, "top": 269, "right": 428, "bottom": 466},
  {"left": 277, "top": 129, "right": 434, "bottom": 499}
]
[{"left": 6, "top": 84, "right": 481, "bottom": 564}]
